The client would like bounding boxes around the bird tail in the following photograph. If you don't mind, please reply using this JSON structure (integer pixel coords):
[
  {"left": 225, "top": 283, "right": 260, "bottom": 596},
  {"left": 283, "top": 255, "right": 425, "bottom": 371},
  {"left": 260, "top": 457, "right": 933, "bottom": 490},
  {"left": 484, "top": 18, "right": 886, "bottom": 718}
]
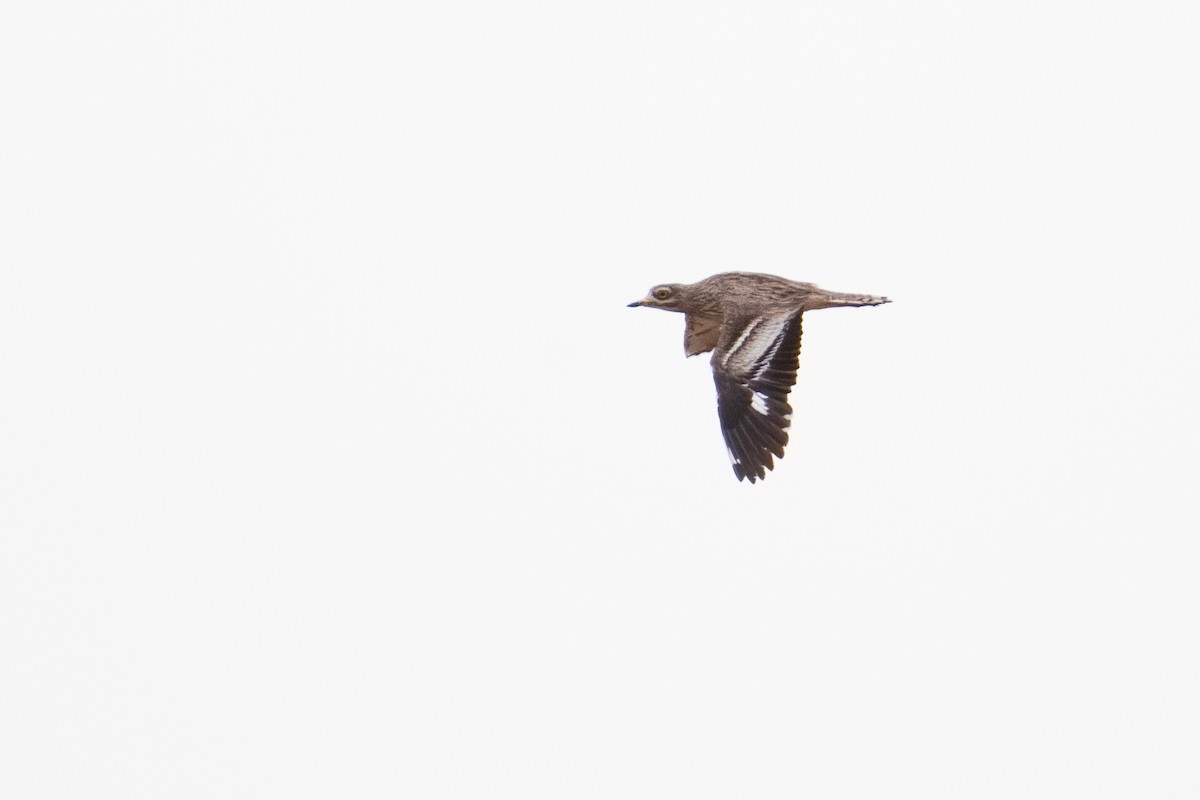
[{"left": 808, "top": 290, "right": 891, "bottom": 310}]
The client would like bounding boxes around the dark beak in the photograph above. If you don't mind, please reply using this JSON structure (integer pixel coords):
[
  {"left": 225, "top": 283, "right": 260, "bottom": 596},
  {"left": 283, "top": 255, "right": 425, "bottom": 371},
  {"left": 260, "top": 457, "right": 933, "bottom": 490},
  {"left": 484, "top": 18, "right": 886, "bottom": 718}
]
[{"left": 627, "top": 301, "right": 642, "bottom": 307}]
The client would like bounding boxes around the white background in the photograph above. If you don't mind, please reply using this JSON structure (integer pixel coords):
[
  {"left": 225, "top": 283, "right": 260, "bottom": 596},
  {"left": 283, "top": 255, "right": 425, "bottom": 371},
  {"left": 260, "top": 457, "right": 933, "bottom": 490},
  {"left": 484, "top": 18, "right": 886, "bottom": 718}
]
[{"left": 3, "top": 1, "right": 1198, "bottom": 797}]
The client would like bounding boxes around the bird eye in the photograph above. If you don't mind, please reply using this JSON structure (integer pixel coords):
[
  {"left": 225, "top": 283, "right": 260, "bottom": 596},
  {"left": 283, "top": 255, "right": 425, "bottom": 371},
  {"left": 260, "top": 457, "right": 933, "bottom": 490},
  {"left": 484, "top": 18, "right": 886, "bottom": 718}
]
[{"left": 654, "top": 288, "right": 671, "bottom": 300}]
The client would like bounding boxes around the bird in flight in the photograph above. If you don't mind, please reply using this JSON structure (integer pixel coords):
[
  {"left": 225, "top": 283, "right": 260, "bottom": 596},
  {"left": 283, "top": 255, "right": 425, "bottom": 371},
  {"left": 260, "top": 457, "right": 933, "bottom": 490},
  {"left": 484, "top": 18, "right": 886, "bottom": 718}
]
[{"left": 628, "top": 272, "right": 890, "bottom": 483}]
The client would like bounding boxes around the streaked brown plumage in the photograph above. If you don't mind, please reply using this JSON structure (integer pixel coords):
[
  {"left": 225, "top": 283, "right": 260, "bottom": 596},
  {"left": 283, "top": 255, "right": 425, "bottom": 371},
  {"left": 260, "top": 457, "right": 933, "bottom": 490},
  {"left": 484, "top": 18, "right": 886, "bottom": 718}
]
[{"left": 628, "top": 271, "right": 890, "bottom": 483}]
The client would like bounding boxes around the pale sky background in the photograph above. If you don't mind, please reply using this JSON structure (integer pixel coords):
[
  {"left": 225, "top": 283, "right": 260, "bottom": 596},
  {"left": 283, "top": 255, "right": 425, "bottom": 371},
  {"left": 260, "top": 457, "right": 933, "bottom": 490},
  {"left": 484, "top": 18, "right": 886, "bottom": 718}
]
[{"left": 3, "top": 1, "right": 1198, "bottom": 798}]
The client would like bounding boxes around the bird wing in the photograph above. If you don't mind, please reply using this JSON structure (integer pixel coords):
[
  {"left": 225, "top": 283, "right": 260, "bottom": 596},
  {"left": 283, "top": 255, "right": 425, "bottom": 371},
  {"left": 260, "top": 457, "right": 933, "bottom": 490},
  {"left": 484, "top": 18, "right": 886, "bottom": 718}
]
[
  {"left": 683, "top": 312, "right": 723, "bottom": 357},
  {"left": 710, "top": 311, "right": 803, "bottom": 483}
]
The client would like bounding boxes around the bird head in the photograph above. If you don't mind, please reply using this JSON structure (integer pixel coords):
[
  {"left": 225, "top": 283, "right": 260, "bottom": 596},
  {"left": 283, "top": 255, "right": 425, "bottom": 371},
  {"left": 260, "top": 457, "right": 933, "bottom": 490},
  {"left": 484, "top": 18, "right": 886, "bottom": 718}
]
[{"left": 627, "top": 283, "right": 685, "bottom": 311}]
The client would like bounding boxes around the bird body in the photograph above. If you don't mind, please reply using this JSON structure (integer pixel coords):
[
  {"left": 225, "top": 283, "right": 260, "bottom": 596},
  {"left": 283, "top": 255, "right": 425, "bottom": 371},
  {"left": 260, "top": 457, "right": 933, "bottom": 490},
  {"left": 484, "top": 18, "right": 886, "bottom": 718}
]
[{"left": 628, "top": 272, "right": 890, "bottom": 483}]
